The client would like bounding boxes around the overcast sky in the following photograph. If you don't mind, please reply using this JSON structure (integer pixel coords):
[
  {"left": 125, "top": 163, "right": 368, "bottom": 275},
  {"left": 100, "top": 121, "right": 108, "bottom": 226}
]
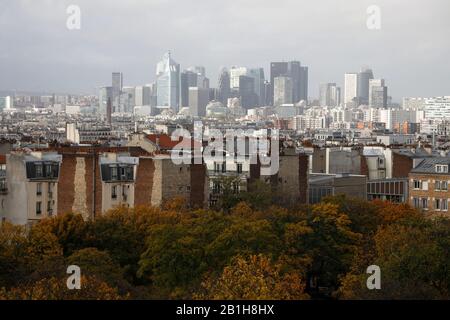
[{"left": 0, "top": 0, "right": 449, "bottom": 101}]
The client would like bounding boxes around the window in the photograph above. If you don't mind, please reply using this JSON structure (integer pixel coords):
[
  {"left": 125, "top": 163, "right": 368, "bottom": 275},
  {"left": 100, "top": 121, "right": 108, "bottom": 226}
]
[
  {"left": 36, "top": 201, "right": 42, "bottom": 215},
  {"left": 35, "top": 164, "right": 43, "bottom": 178},
  {"left": 237, "top": 163, "right": 243, "bottom": 174},
  {"left": 413, "top": 198, "right": 420, "bottom": 208},
  {"left": 413, "top": 180, "right": 421, "bottom": 189},
  {"left": 45, "top": 164, "right": 52, "bottom": 177},
  {"left": 442, "top": 181, "right": 448, "bottom": 191},
  {"left": 435, "top": 199, "right": 441, "bottom": 210},
  {"left": 112, "top": 186, "right": 117, "bottom": 199},
  {"left": 442, "top": 200, "right": 448, "bottom": 211},
  {"left": 436, "top": 165, "right": 448, "bottom": 173},
  {"left": 221, "top": 162, "right": 226, "bottom": 173},
  {"left": 421, "top": 198, "right": 428, "bottom": 210},
  {"left": 422, "top": 181, "right": 429, "bottom": 191},
  {"left": 435, "top": 180, "right": 441, "bottom": 191},
  {"left": 36, "top": 183, "right": 42, "bottom": 196},
  {"left": 111, "top": 167, "right": 118, "bottom": 180}
]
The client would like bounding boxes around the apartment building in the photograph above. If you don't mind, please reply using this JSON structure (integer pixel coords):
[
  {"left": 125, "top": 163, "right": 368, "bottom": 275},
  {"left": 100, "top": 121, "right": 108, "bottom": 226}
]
[
  {"left": 409, "top": 158, "right": 450, "bottom": 217},
  {"left": 0, "top": 151, "right": 61, "bottom": 225}
]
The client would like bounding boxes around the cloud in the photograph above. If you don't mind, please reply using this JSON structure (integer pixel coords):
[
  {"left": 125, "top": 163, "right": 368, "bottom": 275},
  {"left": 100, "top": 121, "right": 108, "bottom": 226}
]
[{"left": 0, "top": 0, "right": 449, "bottom": 99}]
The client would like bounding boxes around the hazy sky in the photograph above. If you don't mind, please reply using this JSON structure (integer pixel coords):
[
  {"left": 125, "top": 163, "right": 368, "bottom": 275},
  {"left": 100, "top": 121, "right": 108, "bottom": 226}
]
[{"left": 0, "top": 0, "right": 449, "bottom": 101}]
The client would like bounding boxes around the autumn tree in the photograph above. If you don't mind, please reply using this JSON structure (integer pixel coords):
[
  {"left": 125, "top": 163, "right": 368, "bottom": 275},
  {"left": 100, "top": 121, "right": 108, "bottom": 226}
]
[
  {"left": 0, "top": 276, "right": 124, "bottom": 300},
  {"left": 197, "top": 254, "right": 309, "bottom": 300},
  {"left": 338, "top": 217, "right": 450, "bottom": 299}
]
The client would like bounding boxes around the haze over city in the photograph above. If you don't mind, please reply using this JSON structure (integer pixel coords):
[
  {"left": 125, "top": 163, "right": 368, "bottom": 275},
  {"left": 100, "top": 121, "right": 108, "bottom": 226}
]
[{"left": 1, "top": 0, "right": 449, "bottom": 100}]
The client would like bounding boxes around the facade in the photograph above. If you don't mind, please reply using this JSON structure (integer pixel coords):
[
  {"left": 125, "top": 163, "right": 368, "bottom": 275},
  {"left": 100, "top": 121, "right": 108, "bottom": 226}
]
[
  {"left": 189, "top": 87, "right": 210, "bottom": 117},
  {"left": 0, "top": 152, "right": 61, "bottom": 225},
  {"left": 357, "top": 68, "right": 374, "bottom": 105},
  {"left": 180, "top": 70, "right": 198, "bottom": 107},
  {"left": 424, "top": 96, "right": 450, "bottom": 120},
  {"left": 367, "top": 178, "right": 408, "bottom": 203},
  {"left": 98, "top": 86, "right": 113, "bottom": 115},
  {"left": 112, "top": 72, "right": 123, "bottom": 112},
  {"left": 309, "top": 173, "right": 367, "bottom": 204},
  {"left": 273, "top": 76, "right": 293, "bottom": 106},
  {"left": 156, "top": 52, "right": 181, "bottom": 111},
  {"left": 409, "top": 158, "right": 450, "bottom": 217},
  {"left": 369, "top": 79, "right": 388, "bottom": 108},
  {"left": 217, "top": 68, "right": 231, "bottom": 105},
  {"left": 319, "top": 83, "right": 340, "bottom": 107},
  {"left": 270, "top": 61, "right": 308, "bottom": 105},
  {"left": 344, "top": 73, "right": 358, "bottom": 107}
]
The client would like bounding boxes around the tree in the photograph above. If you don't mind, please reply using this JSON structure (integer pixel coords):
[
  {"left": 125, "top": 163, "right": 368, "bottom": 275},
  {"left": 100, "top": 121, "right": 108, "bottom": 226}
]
[
  {"left": 338, "top": 217, "right": 450, "bottom": 299},
  {"left": 196, "top": 254, "right": 309, "bottom": 300},
  {"left": 284, "top": 203, "right": 362, "bottom": 295},
  {"left": 67, "top": 248, "right": 129, "bottom": 293},
  {"left": 0, "top": 276, "right": 124, "bottom": 300}
]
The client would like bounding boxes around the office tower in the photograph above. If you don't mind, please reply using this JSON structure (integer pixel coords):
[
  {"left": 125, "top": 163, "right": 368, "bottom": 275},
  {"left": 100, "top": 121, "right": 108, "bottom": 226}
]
[
  {"left": 180, "top": 70, "right": 198, "bottom": 107},
  {"left": 189, "top": 87, "right": 210, "bottom": 117},
  {"left": 229, "top": 67, "right": 265, "bottom": 106},
  {"left": 270, "top": 61, "right": 308, "bottom": 105},
  {"left": 106, "top": 97, "right": 112, "bottom": 125},
  {"left": 142, "top": 85, "right": 152, "bottom": 106},
  {"left": 299, "top": 66, "right": 308, "bottom": 102},
  {"left": 357, "top": 68, "right": 374, "bottom": 105},
  {"left": 230, "top": 67, "right": 248, "bottom": 90},
  {"left": 135, "top": 86, "right": 144, "bottom": 106},
  {"left": 247, "top": 68, "right": 265, "bottom": 106},
  {"left": 98, "top": 86, "right": 112, "bottom": 115},
  {"left": 274, "top": 76, "right": 293, "bottom": 106},
  {"left": 121, "top": 86, "right": 136, "bottom": 113},
  {"left": 187, "top": 66, "right": 208, "bottom": 89},
  {"left": 319, "top": 83, "right": 340, "bottom": 107},
  {"left": 263, "top": 81, "right": 271, "bottom": 106},
  {"left": 239, "top": 75, "right": 258, "bottom": 109},
  {"left": 331, "top": 85, "right": 341, "bottom": 107},
  {"left": 112, "top": 72, "right": 123, "bottom": 111},
  {"left": 156, "top": 52, "right": 180, "bottom": 111},
  {"left": 369, "top": 79, "right": 388, "bottom": 108},
  {"left": 344, "top": 73, "right": 358, "bottom": 107},
  {"left": 217, "top": 68, "right": 230, "bottom": 105}
]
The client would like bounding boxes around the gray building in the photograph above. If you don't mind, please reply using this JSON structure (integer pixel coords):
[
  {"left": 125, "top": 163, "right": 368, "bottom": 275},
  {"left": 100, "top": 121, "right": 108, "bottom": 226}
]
[{"left": 189, "top": 87, "right": 210, "bottom": 117}]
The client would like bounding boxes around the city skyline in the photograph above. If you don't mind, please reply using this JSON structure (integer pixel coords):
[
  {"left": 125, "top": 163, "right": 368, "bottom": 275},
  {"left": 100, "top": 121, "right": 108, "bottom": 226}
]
[{"left": 1, "top": 0, "right": 449, "bottom": 100}]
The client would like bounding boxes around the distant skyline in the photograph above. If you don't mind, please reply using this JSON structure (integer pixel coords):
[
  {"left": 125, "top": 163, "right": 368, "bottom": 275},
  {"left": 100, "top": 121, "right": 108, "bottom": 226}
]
[{"left": 1, "top": 0, "right": 449, "bottom": 101}]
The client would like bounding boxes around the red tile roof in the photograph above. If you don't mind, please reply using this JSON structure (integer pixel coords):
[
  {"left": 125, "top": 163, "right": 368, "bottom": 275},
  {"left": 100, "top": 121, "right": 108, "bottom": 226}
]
[{"left": 146, "top": 134, "right": 201, "bottom": 150}]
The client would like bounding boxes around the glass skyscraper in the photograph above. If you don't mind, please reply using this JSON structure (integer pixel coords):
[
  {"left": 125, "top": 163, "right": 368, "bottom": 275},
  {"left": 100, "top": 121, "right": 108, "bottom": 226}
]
[{"left": 156, "top": 52, "right": 180, "bottom": 111}]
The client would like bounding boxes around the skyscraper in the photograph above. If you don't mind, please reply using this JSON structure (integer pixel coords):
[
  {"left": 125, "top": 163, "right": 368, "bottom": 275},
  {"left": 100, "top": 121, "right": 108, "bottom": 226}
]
[
  {"left": 369, "top": 79, "right": 388, "bottom": 108},
  {"left": 239, "top": 75, "right": 258, "bottom": 109},
  {"left": 180, "top": 70, "right": 198, "bottom": 107},
  {"left": 270, "top": 61, "right": 308, "bottom": 105},
  {"left": 344, "top": 73, "right": 358, "bottom": 107},
  {"left": 217, "top": 68, "right": 230, "bottom": 105},
  {"left": 156, "top": 52, "right": 180, "bottom": 111},
  {"left": 189, "top": 87, "right": 210, "bottom": 117},
  {"left": 98, "top": 86, "right": 112, "bottom": 115},
  {"left": 274, "top": 76, "right": 293, "bottom": 106},
  {"left": 299, "top": 66, "right": 308, "bottom": 102},
  {"left": 357, "top": 68, "right": 374, "bottom": 105},
  {"left": 112, "top": 72, "right": 123, "bottom": 112},
  {"left": 319, "top": 83, "right": 340, "bottom": 107}
]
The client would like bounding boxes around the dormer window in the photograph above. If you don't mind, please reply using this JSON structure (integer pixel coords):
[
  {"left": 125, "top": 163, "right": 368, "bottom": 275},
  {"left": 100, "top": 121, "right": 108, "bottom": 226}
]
[{"left": 436, "top": 165, "right": 448, "bottom": 173}]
